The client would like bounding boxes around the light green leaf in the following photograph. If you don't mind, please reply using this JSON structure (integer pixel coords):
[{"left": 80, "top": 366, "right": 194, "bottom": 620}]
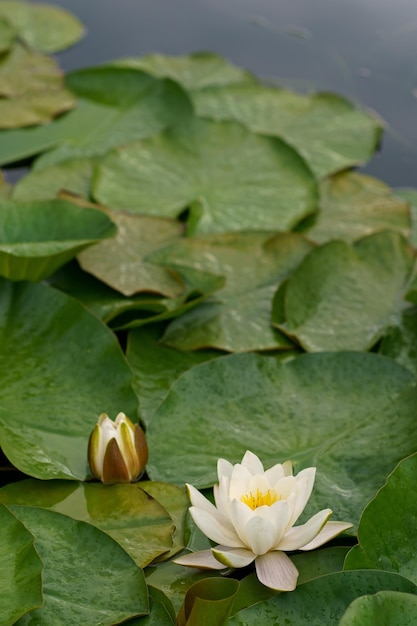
[
  {"left": 277, "top": 231, "right": 415, "bottom": 352},
  {"left": 177, "top": 577, "right": 240, "bottom": 626},
  {"left": 378, "top": 307, "right": 417, "bottom": 376},
  {"left": 0, "top": 16, "right": 16, "bottom": 53},
  {"left": 0, "top": 280, "right": 138, "bottom": 480},
  {"left": 0, "top": 503, "right": 42, "bottom": 626},
  {"left": 12, "top": 158, "right": 94, "bottom": 201},
  {"left": 93, "top": 115, "right": 318, "bottom": 235},
  {"left": 304, "top": 172, "right": 411, "bottom": 243},
  {"left": 10, "top": 506, "right": 148, "bottom": 625},
  {"left": 114, "top": 51, "right": 255, "bottom": 90},
  {"left": 154, "top": 232, "right": 312, "bottom": 352},
  {"left": 0, "top": 480, "right": 175, "bottom": 567},
  {"left": 395, "top": 188, "right": 417, "bottom": 248},
  {"left": 126, "top": 325, "right": 220, "bottom": 426},
  {"left": 194, "top": 83, "right": 382, "bottom": 178},
  {"left": 147, "top": 351, "right": 417, "bottom": 526},
  {"left": 0, "top": 1, "right": 84, "bottom": 52},
  {"left": 344, "top": 453, "right": 417, "bottom": 584},
  {"left": 338, "top": 591, "right": 417, "bottom": 626},
  {"left": 0, "top": 198, "right": 116, "bottom": 281},
  {"left": 227, "top": 571, "right": 417, "bottom": 625}
]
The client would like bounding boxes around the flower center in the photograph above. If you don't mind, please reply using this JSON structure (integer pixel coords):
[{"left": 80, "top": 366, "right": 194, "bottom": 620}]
[{"left": 240, "top": 488, "right": 280, "bottom": 510}]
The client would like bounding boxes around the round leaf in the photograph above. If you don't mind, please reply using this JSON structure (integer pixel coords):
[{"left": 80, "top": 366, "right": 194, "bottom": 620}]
[{"left": 338, "top": 591, "right": 417, "bottom": 626}]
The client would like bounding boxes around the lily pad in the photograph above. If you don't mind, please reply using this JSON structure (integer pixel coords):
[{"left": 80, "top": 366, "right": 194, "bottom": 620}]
[
  {"left": 0, "top": 1, "right": 84, "bottom": 52},
  {"left": 78, "top": 212, "right": 184, "bottom": 297},
  {"left": 194, "top": 83, "right": 382, "bottom": 179},
  {"left": 154, "top": 232, "right": 312, "bottom": 352},
  {"left": 0, "top": 198, "right": 116, "bottom": 281},
  {"left": 0, "top": 16, "right": 16, "bottom": 54},
  {"left": 126, "top": 325, "right": 220, "bottom": 425},
  {"left": 10, "top": 506, "right": 148, "bottom": 625},
  {"left": 0, "top": 279, "right": 139, "bottom": 480},
  {"left": 395, "top": 188, "right": 417, "bottom": 248},
  {"left": 276, "top": 231, "right": 415, "bottom": 352},
  {"left": 227, "top": 570, "right": 417, "bottom": 625},
  {"left": 12, "top": 157, "right": 94, "bottom": 201},
  {"left": 344, "top": 453, "right": 417, "bottom": 584},
  {"left": 339, "top": 591, "right": 417, "bottom": 626},
  {"left": 147, "top": 351, "right": 417, "bottom": 526},
  {"left": 114, "top": 51, "right": 255, "bottom": 90},
  {"left": 0, "top": 503, "right": 42, "bottom": 626},
  {"left": 93, "top": 115, "right": 318, "bottom": 235},
  {"left": 378, "top": 307, "right": 417, "bottom": 376},
  {"left": 0, "top": 480, "right": 175, "bottom": 568},
  {"left": 303, "top": 172, "right": 411, "bottom": 244},
  {"left": 176, "top": 577, "right": 240, "bottom": 626}
]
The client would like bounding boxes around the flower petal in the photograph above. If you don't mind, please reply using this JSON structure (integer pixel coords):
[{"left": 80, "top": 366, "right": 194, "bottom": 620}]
[
  {"left": 255, "top": 551, "right": 299, "bottom": 591},
  {"left": 174, "top": 550, "right": 226, "bottom": 570},
  {"left": 288, "top": 467, "right": 317, "bottom": 526},
  {"left": 212, "top": 546, "right": 256, "bottom": 568},
  {"left": 278, "top": 508, "right": 332, "bottom": 551},
  {"left": 241, "top": 450, "right": 264, "bottom": 475},
  {"left": 264, "top": 460, "right": 293, "bottom": 485},
  {"left": 299, "top": 520, "right": 353, "bottom": 551},
  {"left": 189, "top": 507, "right": 244, "bottom": 548},
  {"left": 217, "top": 457, "right": 233, "bottom": 480},
  {"left": 244, "top": 515, "right": 278, "bottom": 555}
]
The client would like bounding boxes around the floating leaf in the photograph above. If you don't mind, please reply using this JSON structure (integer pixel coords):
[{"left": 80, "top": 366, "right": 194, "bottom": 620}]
[
  {"left": 126, "top": 586, "right": 175, "bottom": 626},
  {"left": 227, "top": 570, "right": 417, "bottom": 625},
  {"left": 194, "top": 83, "right": 382, "bottom": 178},
  {"left": 0, "top": 503, "right": 42, "bottom": 626},
  {"left": 378, "top": 307, "right": 417, "bottom": 375},
  {"left": 12, "top": 158, "right": 94, "bottom": 201},
  {"left": 0, "top": 280, "right": 139, "bottom": 480},
  {"left": 0, "top": 480, "right": 176, "bottom": 567},
  {"left": 10, "top": 506, "right": 148, "bottom": 625},
  {"left": 153, "top": 232, "right": 312, "bottom": 352},
  {"left": 0, "top": 16, "right": 16, "bottom": 54},
  {"left": 395, "top": 188, "right": 417, "bottom": 248},
  {"left": 177, "top": 577, "right": 239, "bottom": 626},
  {"left": 276, "top": 231, "right": 415, "bottom": 352},
  {"left": 344, "top": 453, "right": 417, "bottom": 584},
  {"left": 0, "top": 1, "right": 84, "bottom": 52},
  {"left": 114, "top": 52, "right": 255, "bottom": 90},
  {"left": 303, "top": 172, "right": 411, "bottom": 243},
  {"left": 0, "top": 198, "right": 116, "bottom": 281},
  {"left": 126, "top": 325, "right": 220, "bottom": 425},
  {"left": 93, "top": 115, "right": 318, "bottom": 235},
  {"left": 338, "top": 591, "right": 417, "bottom": 626},
  {"left": 147, "top": 351, "right": 417, "bottom": 526}
]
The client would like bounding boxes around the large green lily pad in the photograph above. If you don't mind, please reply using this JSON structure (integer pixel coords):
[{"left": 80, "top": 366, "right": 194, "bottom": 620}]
[
  {"left": 153, "top": 232, "right": 312, "bottom": 351},
  {"left": 0, "top": 480, "right": 176, "bottom": 567},
  {"left": 0, "top": 279, "right": 139, "bottom": 480},
  {"left": 0, "top": 503, "right": 42, "bottom": 626},
  {"left": 10, "top": 506, "right": 148, "bottom": 625},
  {"left": 339, "top": 591, "right": 417, "bottom": 626},
  {"left": 147, "top": 351, "right": 417, "bottom": 526},
  {"left": 276, "top": 231, "right": 415, "bottom": 352},
  {"left": 194, "top": 83, "right": 382, "bottom": 179},
  {"left": 12, "top": 158, "right": 94, "bottom": 201},
  {"left": 0, "top": 198, "right": 116, "bottom": 281},
  {"left": 93, "top": 115, "right": 318, "bottom": 235},
  {"left": 378, "top": 307, "right": 417, "bottom": 376}
]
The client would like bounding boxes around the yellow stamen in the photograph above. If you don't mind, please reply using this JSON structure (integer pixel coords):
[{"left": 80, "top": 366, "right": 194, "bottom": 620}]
[{"left": 241, "top": 488, "right": 280, "bottom": 510}]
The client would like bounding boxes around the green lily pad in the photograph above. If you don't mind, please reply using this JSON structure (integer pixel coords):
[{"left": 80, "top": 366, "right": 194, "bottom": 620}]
[
  {"left": 344, "top": 453, "right": 417, "bottom": 584},
  {"left": 227, "top": 571, "right": 417, "bottom": 626},
  {"left": 303, "top": 172, "right": 411, "bottom": 244},
  {"left": 0, "top": 279, "right": 139, "bottom": 480},
  {"left": 0, "top": 480, "right": 176, "bottom": 567},
  {"left": 126, "top": 586, "right": 175, "bottom": 625},
  {"left": 0, "top": 1, "right": 84, "bottom": 52},
  {"left": 276, "top": 231, "right": 415, "bottom": 352},
  {"left": 0, "top": 169, "right": 10, "bottom": 197},
  {"left": 0, "top": 42, "right": 75, "bottom": 128},
  {"left": 114, "top": 51, "right": 255, "bottom": 90},
  {"left": 378, "top": 307, "right": 417, "bottom": 376},
  {"left": 126, "top": 325, "right": 220, "bottom": 425},
  {"left": 177, "top": 577, "right": 240, "bottom": 626},
  {"left": 78, "top": 212, "right": 184, "bottom": 297},
  {"left": 194, "top": 83, "right": 382, "bottom": 179},
  {"left": 0, "top": 66, "right": 191, "bottom": 166},
  {"left": 10, "top": 506, "right": 148, "bottom": 625},
  {"left": 395, "top": 188, "right": 417, "bottom": 248},
  {"left": 0, "top": 503, "right": 42, "bottom": 626},
  {"left": 12, "top": 158, "right": 94, "bottom": 201},
  {"left": 0, "top": 198, "right": 116, "bottom": 281},
  {"left": 339, "top": 591, "right": 417, "bottom": 626},
  {"left": 0, "top": 16, "right": 16, "bottom": 54},
  {"left": 153, "top": 232, "right": 312, "bottom": 352},
  {"left": 147, "top": 351, "right": 417, "bottom": 526},
  {"left": 93, "top": 115, "right": 318, "bottom": 235}
]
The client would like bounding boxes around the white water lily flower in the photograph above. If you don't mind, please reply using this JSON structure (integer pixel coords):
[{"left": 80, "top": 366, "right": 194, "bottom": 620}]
[{"left": 174, "top": 451, "right": 352, "bottom": 591}]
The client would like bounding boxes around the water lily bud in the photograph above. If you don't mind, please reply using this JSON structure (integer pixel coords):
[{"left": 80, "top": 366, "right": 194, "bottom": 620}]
[{"left": 88, "top": 412, "right": 148, "bottom": 484}]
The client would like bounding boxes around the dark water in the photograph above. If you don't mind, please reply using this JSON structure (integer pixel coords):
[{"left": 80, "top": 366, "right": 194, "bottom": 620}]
[{"left": 41, "top": 1, "right": 417, "bottom": 187}]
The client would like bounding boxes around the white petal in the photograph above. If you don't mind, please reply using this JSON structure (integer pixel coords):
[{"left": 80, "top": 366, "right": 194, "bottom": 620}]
[
  {"left": 299, "top": 520, "right": 353, "bottom": 551},
  {"left": 247, "top": 474, "right": 272, "bottom": 495},
  {"left": 174, "top": 550, "right": 226, "bottom": 570},
  {"left": 264, "top": 461, "right": 292, "bottom": 485},
  {"left": 217, "top": 457, "right": 233, "bottom": 480},
  {"left": 241, "top": 450, "right": 264, "bottom": 475},
  {"left": 190, "top": 507, "right": 244, "bottom": 548},
  {"left": 229, "top": 465, "right": 253, "bottom": 500},
  {"left": 274, "top": 475, "right": 297, "bottom": 499},
  {"left": 278, "top": 508, "right": 332, "bottom": 551},
  {"left": 244, "top": 515, "right": 278, "bottom": 555},
  {"left": 186, "top": 484, "right": 230, "bottom": 527},
  {"left": 212, "top": 546, "right": 256, "bottom": 568},
  {"left": 255, "top": 551, "right": 299, "bottom": 591},
  {"left": 289, "top": 468, "right": 316, "bottom": 526},
  {"left": 214, "top": 476, "right": 232, "bottom": 519}
]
